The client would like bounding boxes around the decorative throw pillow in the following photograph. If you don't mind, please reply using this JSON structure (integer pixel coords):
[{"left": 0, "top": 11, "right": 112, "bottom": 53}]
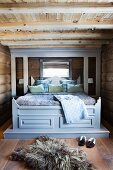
[
  {"left": 67, "top": 84, "right": 83, "bottom": 93},
  {"left": 60, "top": 79, "right": 77, "bottom": 92},
  {"left": 49, "top": 84, "right": 63, "bottom": 93},
  {"left": 28, "top": 84, "right": 45, "bottom": 93},
  {"left": 33, "top": 79, "right": 51, "bottom": 92}
]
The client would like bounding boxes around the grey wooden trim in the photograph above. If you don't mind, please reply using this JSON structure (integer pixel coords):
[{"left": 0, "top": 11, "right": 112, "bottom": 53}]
[
  {"left": 96, "top": 56, "right": 101, "bottom": 97},
  {"left": 95, "top": 97, "right": 101, "bottom": 128},
  {"left": 84, "top": 57, "right": 88, "bottom": 93},
  {"left": 12, "top": 97, "right": 101, "bottom": 130},
  {"left": 5, "top": 97, "right": 108, "bottom": 139},
  {"left": 4, "top": 128, "right": 109, "bottom": 139},
  {"left": 10, "top": 48, "right": 101, "bottom": 58},
  {"left": 11, "top": 56, "right": 16, "bottom": 96},
  {"left": 23, "top": 57, "right": 28, "bottom": 94}
]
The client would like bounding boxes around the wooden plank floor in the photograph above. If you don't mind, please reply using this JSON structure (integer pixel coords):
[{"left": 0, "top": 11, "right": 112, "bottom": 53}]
[
  {"left": 0, "top": 138, "right": 113, "bottom": 170},
  {"left": 1, "top": 120, "right": 113, "bottom": 169}
]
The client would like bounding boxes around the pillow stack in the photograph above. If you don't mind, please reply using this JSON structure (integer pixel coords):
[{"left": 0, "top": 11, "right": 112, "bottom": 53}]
[{"left": 28, "top": 79, "right": 83, "bottom": 94}]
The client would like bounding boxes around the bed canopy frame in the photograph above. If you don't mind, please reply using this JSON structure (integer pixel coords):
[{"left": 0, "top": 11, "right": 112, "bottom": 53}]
[
  {"left": 4, "top": 48, "right": 109, "bottom": 139},
  {"left": 10, "top": 48, "right": 101, "bottom": 97}
]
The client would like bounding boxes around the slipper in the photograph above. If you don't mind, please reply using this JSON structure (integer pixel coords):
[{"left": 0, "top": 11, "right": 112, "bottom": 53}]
[
  {"left": 78, "top": 136, "right": 86, "bottom": 146},
  {"left": 86, "top": 138, "right": 96, "bottom": 148}
]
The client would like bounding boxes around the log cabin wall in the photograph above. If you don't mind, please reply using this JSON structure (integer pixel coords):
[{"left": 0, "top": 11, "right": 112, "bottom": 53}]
[
  {"left": 101, "top": 41, "right": 113, "bottom": 125},
  {"left": 0, "top": 45, "right": 11, "bottom": 125}
]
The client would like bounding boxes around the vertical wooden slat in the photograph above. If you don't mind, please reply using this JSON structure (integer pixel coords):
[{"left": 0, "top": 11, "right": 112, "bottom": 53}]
[
  {"left": 23, "top": 57, "right": 28, "bottom": 94},
  {"left": 96, "top": 56, "right": 100, "bottom": 97},
  {"left": 11, "top": 56, "right": 16, "bottom": 96},
  {"left": 84, "top": 57, "right": 88, "bottom": 93}
]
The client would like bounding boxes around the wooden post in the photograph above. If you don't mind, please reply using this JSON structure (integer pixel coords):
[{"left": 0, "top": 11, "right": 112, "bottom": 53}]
[
  {"left": 23, "top": 57, "right": 28, "bottom": 94},
  {"left": 11, "top": 56, "right": 16, "bottom": 96},
  {"left": 84, "top": 57, "right": 88, "bottom": 94}
]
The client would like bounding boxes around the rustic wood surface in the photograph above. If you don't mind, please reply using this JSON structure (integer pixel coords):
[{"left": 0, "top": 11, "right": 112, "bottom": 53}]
[
  {"left": 0, "top": 138, "right": 113, "bottom": 170},
  {"left": 101, "top": 42, "right": 113, "bottom": 126},
  {"left": 0, "top": 1, "right": 112, "bottom": 48},
  {"left": 1, "top": 120, "right": 113, "bottom": 169}
]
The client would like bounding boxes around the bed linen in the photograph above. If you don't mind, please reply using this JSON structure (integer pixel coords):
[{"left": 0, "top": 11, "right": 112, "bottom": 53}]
[
  {"left": 54, "top": 95, "right": 88, "bottom": 123},
  {"left": 16, "top": 92, "right": 96, "bottom": 106}
]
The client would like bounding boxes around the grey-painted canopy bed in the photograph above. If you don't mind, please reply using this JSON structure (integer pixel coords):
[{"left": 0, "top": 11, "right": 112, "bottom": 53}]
[{"left": 4, "top": 48, "right": 109, "bottom": 138}]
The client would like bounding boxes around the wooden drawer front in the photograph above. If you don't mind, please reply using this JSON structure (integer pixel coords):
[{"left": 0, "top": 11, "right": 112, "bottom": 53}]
[
  {"left": 59, "top": 117, "right": 94, "bottom": 128},
  {"left": 18, "top": 109, "right": 61, "bottom": 116},
  {"left": 19, "top": 116, "right": 56, "bottom": 129}
]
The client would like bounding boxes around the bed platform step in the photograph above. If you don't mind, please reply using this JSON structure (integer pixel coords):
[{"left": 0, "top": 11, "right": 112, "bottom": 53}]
[{"left": 4, "top": 125, "right": 109, "bottom": 139}]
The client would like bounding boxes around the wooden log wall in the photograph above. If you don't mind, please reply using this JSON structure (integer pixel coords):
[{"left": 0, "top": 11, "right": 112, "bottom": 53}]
[
  {"left": 101, "top": 41, "right": 113, "bottom": 125},
  {"left": 0, "top": 45, "right": 11, "bottom": 126}
]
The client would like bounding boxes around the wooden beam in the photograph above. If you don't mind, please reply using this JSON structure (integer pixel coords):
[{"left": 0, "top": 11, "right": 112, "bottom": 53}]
[
  {"left": 1, "top": 39, "right": 109, "bottom": 46},
  {"left": 0, "top": 31, "right": 113, "bottom": 40},
  {"left": 0, "top": 2, "right": 113, "bottom": 13},
  {"left": 0, "top": 22, "right": 113, "bottom": 31},
  {"left": 9, "top": 44, "right": 102, "bottom": 49}
]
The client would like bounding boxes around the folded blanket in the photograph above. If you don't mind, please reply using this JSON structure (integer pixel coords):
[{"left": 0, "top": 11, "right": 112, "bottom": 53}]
[{"left": 54, "top": 95, "right": 88, "bottom": 123}]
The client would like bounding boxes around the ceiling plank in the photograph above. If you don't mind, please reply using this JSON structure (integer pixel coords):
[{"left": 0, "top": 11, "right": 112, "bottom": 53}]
[
  {"left": 0, "top": 2, "right": 113, "bottom": 13},
  {"left": 9, "top": 44, "right": 102, "bottom": 49},
  {"left": 1, "top": 39, "right": 109, "bottom": 46},
  {"left": 0, "top": 31, "right": 113, "bottom": 40},
  {"left": 0, "top": 22, "right": 113, "bottom": 31}
]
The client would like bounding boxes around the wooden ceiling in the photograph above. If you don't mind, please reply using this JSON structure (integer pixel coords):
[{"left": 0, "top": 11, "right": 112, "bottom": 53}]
[{"left": 0, "top": 0, "right": 113, "bottom": 48}]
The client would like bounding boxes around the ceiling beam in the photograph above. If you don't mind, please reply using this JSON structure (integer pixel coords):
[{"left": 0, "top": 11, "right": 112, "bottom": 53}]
[
  {"left": 0, "top": 22, "right": 113, "bottom": 31},
  {"left": 0, "top": 2, "right": 113, "bottom": 13},
  {"left": 0, "top": 31, "right": 113, "bottom": 40},
  {"left": 1, "top": 39, "right": 109, "bottom": 46},
  {"left": 9, "top": 44, "right": 102, "bottom": 49}
]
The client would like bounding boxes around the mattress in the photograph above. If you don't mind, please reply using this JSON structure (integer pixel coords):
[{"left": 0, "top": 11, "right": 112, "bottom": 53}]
[{"left": 16, "top": 93, "right": 96, "bottom": 106}]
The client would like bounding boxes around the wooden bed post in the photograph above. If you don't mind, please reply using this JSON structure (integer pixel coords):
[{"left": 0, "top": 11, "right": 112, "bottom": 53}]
[
  {"left": 84, "top": 57, "right": 88, "bottom": 94},
  {"left": 11, "top": 56, "right": 16, "bottom": 96},
  {"left": 23, "top": 57, "right": 28, "bottom": 94}
]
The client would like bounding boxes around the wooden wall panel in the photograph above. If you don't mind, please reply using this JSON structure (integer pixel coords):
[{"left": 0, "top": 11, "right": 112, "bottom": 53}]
[
  {"left": 0, "top": 75, "right": 11, "bottom": 84},
  {"left": 28, "top": 57, "right": 40, "bottom": 80},
  {"left": 101, "top": 40, "right": 113, "bottom": 126},
  {"left": 88, "top": 57, "right": 96, "bottom": 95},
  {"left": 72, "top": 58, "right": 83, "bottom": 83},
  {"left": 0, "top": 45, "right": 11, "bottom": 126}
]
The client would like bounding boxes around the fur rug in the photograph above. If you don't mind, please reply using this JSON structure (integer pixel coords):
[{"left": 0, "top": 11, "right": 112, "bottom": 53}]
[{"left": 10, "top": 136, "right": 95, "bottom": 170}]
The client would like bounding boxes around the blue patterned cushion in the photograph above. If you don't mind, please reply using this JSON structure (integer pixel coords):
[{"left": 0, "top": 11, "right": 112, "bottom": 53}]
[{"left": 60, "top": 79, "right": 77, "bottom": 92}]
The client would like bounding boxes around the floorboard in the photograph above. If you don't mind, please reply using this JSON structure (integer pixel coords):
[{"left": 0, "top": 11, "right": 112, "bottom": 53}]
[
  {"left": 1, "top": 120, "right": 113, "bottom": 169},
  {"left": 0, "top": 119, "right": 11, "bottom": 139},
  {"left": 0, "top": 138, "right": 113, "bottom": 170}
]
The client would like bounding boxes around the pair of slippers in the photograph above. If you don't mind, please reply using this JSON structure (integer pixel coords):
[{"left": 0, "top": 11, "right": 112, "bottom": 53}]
[{"left": 78, "top": 136, "right": 96, "bottom": 148}]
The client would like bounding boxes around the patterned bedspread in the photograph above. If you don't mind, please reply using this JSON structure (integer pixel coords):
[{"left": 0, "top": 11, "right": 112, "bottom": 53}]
[{"left": 16, "top": 92, "right": 96, "bottom": 106}]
